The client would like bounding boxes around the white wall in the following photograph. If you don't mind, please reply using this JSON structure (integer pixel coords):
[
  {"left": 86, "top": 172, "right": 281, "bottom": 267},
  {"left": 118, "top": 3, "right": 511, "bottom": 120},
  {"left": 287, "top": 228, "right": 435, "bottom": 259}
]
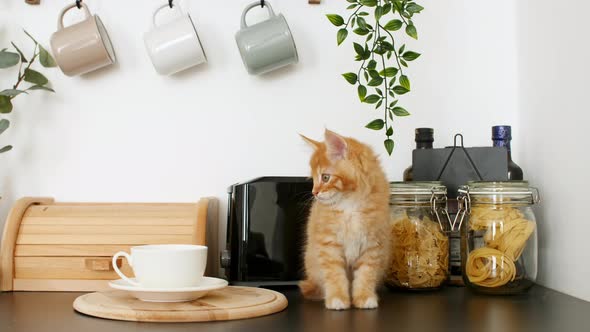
[
  {"left": 0, "top": 0, "right": 518, "bottom": 273},
  {"left": 516, "top": 0, "right": 590, "bottom": 302}
]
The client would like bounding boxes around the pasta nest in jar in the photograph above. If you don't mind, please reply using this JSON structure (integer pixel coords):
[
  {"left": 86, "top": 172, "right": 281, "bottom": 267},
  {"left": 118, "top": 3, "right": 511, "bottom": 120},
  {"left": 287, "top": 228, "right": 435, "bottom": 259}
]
[
  {"left": 466, "top": 205, "right": 535, "bottom": 288},
  {"left": 387, "top": 213, "right": 449, "bottom": 289}
]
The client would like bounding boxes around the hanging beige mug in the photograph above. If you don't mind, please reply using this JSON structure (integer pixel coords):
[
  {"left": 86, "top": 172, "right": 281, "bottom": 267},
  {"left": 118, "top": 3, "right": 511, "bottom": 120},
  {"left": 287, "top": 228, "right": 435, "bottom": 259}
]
[{"left": 50, "top": 3, "right": 116, "bottom": 76}]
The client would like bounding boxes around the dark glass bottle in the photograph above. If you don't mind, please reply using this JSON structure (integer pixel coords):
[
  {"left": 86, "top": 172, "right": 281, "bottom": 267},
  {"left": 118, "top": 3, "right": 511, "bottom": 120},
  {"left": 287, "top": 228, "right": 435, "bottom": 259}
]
[
  {"left": 492, "top": 125, "right": 524, "bottom": 180},
  {"left": 403, "top": 128, "right": 434, "bottom": 181}
]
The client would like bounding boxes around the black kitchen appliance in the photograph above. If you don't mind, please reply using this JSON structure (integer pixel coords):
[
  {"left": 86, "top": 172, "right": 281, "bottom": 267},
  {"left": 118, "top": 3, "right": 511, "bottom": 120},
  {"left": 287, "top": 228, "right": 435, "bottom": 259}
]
[{"left": 221, "top": 177, "right": 313, "bottom": 286}]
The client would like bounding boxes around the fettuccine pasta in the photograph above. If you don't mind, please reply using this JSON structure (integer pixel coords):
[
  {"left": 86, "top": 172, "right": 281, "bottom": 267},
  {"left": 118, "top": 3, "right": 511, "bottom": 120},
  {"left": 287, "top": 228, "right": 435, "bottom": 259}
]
[{"left": 465, "top": 206, "right": 535, "bottom": 287}]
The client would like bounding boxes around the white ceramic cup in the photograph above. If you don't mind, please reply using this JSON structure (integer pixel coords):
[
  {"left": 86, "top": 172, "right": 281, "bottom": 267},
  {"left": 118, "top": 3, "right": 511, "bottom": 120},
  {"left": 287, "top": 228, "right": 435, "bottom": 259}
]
[
  {"left": 144, "top": 4, "right": 207, "bottom": 75},
  {"left": 112, "top": 244, "right": 208, "bottom": 288}
]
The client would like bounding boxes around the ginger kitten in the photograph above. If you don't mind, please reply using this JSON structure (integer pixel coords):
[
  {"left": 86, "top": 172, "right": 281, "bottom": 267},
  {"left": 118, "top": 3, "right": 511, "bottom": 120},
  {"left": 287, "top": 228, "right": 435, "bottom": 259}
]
[{"left": 299, "top": 129, "right": 391, "bottom": 310}]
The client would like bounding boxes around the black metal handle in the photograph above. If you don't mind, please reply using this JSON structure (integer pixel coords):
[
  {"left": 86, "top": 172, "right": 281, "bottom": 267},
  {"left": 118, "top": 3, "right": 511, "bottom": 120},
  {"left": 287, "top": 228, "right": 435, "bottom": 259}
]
[
  {"left": 260, "top": 0, "right": 265, "bottom": 8},
  {"left": 169, "top": 0, "right": 173, "bottom": 8},
  {"left": 75, "top": 0, "right": 82, "bottom": 9}
]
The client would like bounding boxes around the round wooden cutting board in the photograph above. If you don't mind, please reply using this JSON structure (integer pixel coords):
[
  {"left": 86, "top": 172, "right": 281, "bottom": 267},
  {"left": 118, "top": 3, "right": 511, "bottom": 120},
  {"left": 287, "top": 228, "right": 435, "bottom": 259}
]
[{"left": 73, "top": 286, "right": 288, "bottom": 322}]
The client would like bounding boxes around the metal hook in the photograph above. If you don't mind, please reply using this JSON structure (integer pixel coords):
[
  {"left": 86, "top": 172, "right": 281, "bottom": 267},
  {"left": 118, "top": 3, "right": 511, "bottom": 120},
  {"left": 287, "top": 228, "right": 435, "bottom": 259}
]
[
  {"left": 453, "top": 133, "right": 464, "bottom": 148},
  {"left": 169, "top": 0, "right": 173, "bottom": 8},
  {"left": 75, "top": 0, "right": 82, "bottom": 9},
  {"left": 260, "top": 0, "right": 265, "bottom": 8}
]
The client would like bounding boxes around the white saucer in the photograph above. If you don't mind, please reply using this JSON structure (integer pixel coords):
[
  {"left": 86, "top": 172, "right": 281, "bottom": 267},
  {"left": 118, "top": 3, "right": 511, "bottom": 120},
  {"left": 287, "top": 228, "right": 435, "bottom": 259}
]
[{"left": 108, "top": 277, "right": 228, "bottom": 302}]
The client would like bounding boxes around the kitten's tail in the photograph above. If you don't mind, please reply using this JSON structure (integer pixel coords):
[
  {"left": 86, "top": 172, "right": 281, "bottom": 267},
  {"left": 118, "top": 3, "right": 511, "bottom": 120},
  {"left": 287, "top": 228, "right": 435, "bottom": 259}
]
[{"left": 299, "top": 279, "right": 323, "bottom": 301}]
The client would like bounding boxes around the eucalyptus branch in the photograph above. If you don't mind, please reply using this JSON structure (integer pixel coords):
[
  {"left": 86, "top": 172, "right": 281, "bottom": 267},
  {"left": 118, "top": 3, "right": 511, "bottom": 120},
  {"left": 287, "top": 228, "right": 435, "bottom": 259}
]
[
  {"left": 0, "top": 30, "right": 58, "bottom": 151},
  {"left": 13, "top": 45, "right": 38, "bottom": 93}
]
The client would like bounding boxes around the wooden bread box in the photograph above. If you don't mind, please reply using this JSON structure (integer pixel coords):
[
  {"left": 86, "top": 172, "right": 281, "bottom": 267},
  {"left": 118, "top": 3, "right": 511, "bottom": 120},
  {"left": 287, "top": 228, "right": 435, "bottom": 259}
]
[{"left": 0, "top": 197, "right": 219, "bottom": 292}]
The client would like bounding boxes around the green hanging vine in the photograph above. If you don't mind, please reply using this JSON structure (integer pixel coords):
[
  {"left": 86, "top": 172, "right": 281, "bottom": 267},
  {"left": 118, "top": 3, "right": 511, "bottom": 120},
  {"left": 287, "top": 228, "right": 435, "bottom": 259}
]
[{"left": 327, "top": 0, "right": 423, "bottom": 155}]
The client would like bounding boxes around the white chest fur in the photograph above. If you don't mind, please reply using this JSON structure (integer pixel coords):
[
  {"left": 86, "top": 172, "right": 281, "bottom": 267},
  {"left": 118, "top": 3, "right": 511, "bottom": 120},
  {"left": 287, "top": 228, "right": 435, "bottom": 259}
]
[{"left": 336, "top": 211, "right": 367, "bottom": 265}]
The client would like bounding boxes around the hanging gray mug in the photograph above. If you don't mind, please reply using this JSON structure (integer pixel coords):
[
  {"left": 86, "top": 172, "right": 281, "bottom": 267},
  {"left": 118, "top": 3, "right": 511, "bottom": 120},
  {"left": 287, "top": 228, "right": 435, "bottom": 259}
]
[{"left": 235, "top": 2, "right": 298, "bottom": 75}]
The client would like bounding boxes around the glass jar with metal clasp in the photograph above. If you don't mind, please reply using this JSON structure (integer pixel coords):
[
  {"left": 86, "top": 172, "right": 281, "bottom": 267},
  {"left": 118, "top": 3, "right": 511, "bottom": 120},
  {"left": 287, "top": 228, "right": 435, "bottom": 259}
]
[
  {"left": 386, "top": 181, "right": 452, "bottom": 290},
  {"left": 456, "top": 181, "right": 540, "bottom": 294}
]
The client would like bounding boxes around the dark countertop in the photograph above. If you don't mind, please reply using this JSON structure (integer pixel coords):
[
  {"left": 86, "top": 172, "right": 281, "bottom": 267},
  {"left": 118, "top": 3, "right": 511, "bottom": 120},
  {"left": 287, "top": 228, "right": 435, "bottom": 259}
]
[{"left": 1, "top": 285, "right": 589, "bottom": 332}]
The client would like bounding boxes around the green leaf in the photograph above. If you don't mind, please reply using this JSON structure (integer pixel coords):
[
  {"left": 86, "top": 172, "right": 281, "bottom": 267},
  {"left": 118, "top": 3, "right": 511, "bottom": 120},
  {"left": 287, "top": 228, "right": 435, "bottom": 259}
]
[
  {"left": 368, "top": 77, "right": 383, "bottom": 86},
  {"left": 39, "top": 45, "right": 57, "bottom": 68},
  {"left": 326, "top": 14, "right": 345, "bottom": 27},
  {"left": 353, "top": 43, "right": 365, "bottom": 57},
  {"left": 364, "top": 95, "right": 381, "bottom": 104},
  {"left": 392, "top": 86, "right": 410, "bottom": 95},
  {"left": 367, "top": 60, "right": 377, "bottom": 70},
  {"left": 405, "top": 24, "right": 418, "bottom": 39},
  {"left": 386, "top": 126, "right": 393, "bottom": 136},
  {"left": 402, "top": 51, "right": 421, "bottom": 61},
  {"left": 381, "top": 41, "right": 394, "bottom": 51},
  {"left": 384, "top": 19, "right": 403, "bottom": 31},
  {"left": 379, "top": 67, "right": 399, "bottom": 77},
  {"left": 0, "top": 89, "right": 28, "bottom": 97},
  {"left": 27, "top": 85, "right": 55, "bottom": 92},
  {"left": 366, "top": 119, "right": 384, "bottom": 130},
  {"left": 358, "top": 85, "right": 367, "bottom": 101},
  {"left": 0, "top": 145, "right": 13, "bottom": 153},
  {"left": 375, "top": 100, "right": 382, "bottom": 109},
  {"left": 360, "top": 0, "right": 377, "bottom": 7},
  {"left": 384, "top": 139, "right": 394, "bottom": 155},
  {"left": 0, "top": 51, "right": 20, "bottom": 68},
  {"left": 23, "top": 29, "right": 38, "bottom": 45},
  {"left": 24, "top": 68, "right": 49, "bottom": 86},
  {"left": 399, "top": 75, "right": 410, "bottom": 89},
  {"left": 400, "top": 59, "right": 408, "bottom": 67},
  {"left": 374, "top": 6, "right": 384, "bottom": 20},
  {"left": 382, "top": 3, "right": 392, "bottom": 15},
  {"left": 358, "top": 11, "right": 369, "bottom": 16},
  {"left": 347, "top": 4, "right": 358, "bottom": 9},
  {"left": 406, "top": 3, "right": 425, "bottom": 14},
  {"left": 0, "top": 96, "right": 13, "bottom": 114},
  {"left": 10, "top": 42, "right": 28, "bottom": 63},
  {"left": 399, "top": 44, "right": 406, "bottom": 54},
  {"left": 357, "top": 16, "right": 367, "bottom": 29},
  {"left": 342, "top": 72, "right": 358, "bottom": 85},
  {"left": 369, "top": 70, "right": 381, "bottom": 79},
  {"left": 0, "top": 119, "right": 9, "bottom": 136},
  {"left": 362, "top": 47, "right": 371, "bottom": 60},
  {"left": 376, "top": 88, "right": 383, "bottom": 96},
  {"left": 337, "top": 29, "right": 348, "bottom": 46},
  {"left": 389, "top": 100, "right": 398, "bottom": 108},
  {"left": 353, "top": 27, "right": 370, "bottom": 36},
  {"left": 392, "top": 106, "right": 410, "bottom": 116}
]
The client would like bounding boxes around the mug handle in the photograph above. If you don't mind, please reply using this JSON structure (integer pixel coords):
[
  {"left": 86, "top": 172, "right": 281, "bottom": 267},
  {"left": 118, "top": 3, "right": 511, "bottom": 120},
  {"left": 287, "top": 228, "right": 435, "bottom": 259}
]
[
  {"left": 241, "top": 1, "right": 276, "bottom": 29},
  {"left": 152, "top": 4, "right": 183, "bottom": 28},
  {"left": 112, "top": 251, "right": 140, "bottom": 287},
  {"left": 57, "top": 2, "right": 92, "bottom": 30}
]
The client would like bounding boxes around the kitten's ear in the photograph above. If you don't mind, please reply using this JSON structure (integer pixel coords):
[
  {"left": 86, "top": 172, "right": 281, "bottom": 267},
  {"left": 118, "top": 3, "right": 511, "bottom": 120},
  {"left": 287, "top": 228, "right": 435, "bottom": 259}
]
[
  {"left": 300, "top": 134, "right": 321, "bottom": 150},
  {"left": 324, "top": 129, "right": 348, "bottom": 161}
]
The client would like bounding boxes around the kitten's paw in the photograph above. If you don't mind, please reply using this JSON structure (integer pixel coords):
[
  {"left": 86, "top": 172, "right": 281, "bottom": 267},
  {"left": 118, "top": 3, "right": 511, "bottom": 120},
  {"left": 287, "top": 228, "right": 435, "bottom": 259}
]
[
  {"left": 325, "top": 297, "right": 351, "bottom": 310},
  {"left": 353, "top": 294, "right": 378, "bottom": 309}
]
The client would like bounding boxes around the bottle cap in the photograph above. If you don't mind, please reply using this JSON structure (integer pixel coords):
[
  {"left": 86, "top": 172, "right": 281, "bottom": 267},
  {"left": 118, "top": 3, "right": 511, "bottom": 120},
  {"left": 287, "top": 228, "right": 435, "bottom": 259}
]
[
  {"left": 492, "top": 125, "right": 511, "bottom": 140},
  {"left": 415, "top": 128, "right": 434, "bottom": 142}
]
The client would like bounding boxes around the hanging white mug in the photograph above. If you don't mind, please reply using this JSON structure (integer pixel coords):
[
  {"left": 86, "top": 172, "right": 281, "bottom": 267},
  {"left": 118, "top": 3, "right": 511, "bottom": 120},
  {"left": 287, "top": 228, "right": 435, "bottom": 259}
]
[{"left": 144, "top": 4, "right": 207, "bottom": 75}]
